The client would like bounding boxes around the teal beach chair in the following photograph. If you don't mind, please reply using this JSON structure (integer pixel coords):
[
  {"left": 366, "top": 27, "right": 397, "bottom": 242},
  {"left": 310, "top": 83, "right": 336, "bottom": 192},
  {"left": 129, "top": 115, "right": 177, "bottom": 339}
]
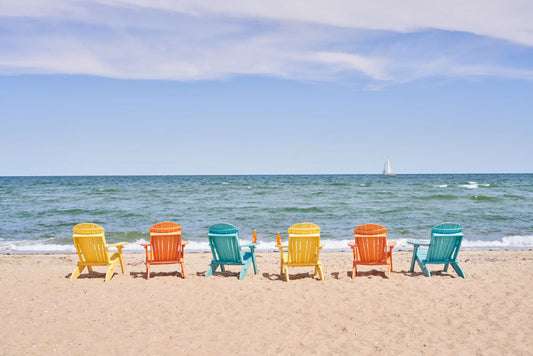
[
  {"left": 205, "top": 223, "right": 259, "bottom": 280},
  {"left": 408, "top": 223, "right": 466, "bottom": 278}
]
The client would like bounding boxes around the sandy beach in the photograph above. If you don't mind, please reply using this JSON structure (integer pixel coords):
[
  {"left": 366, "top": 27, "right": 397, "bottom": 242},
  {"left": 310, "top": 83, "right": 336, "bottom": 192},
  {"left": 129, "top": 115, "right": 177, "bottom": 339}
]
[{"left": 1, "top": 250, "right": 532, "bottom": 355}]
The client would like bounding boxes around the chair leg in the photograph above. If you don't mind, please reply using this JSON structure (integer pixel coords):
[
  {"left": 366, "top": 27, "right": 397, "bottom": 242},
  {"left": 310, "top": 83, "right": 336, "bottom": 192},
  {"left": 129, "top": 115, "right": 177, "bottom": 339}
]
[
  {"left": 352, "top": 262, "right": 357, "bottom": 279},
  {"left": 70, "top": 264, "right": 85, "bottom": 280},
  {"left": 181, "top": 262, "right": 186, "bottom": 279},
  {"left": 251, "top": 253, "right": 258, "bottom": 274},
  {"left": 418, "top": 260, "right": 431, "bottom": 277},
  {"left": 239, "top": 260, "right": 252, "bottom": 280},
  {"left": 316, "top": 262, "right": 324, "bottom": 281},
  {"left": 284, "top": 266, "right": 290, "bottom": 282},
  {"left": 443, "top": 263, "right": 449, "bottom": 272},
  {"left": 146, "top": 263, "right": 150, "bottom": 280},
  {"left": 105, "top": 260, "right": 119, "bottom": 282},
  {"left": 451, "top": 263, "right": 466, "bottom": 279},
  {"left": 87, "top": 266, "right": 94, "bottom": 273},
  {"left": 409, "top": 248, "right": 418, "bottom": 272},
  {"left": 118, "top": 254, "right": 126, "bottom": 274},
  {"left": 206, "top": 262, "right": 219, "bottom": 277}
]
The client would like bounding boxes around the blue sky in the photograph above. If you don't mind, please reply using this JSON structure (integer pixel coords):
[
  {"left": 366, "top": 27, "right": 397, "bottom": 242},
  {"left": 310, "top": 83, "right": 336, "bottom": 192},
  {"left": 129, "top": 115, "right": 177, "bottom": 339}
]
[{"left": 1, "top": 1, "right": 532, "bottom": 175}]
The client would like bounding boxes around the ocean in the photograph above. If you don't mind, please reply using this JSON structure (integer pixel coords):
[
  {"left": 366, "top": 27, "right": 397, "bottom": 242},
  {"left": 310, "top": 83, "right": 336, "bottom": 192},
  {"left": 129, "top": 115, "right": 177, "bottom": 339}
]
[{"left": 0, "top": 174, "right": 532, "bottom": 253}]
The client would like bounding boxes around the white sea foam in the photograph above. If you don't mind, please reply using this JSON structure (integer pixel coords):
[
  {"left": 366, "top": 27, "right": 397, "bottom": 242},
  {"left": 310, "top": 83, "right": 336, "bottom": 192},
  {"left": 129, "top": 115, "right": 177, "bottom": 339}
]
[
  {"left": 2, "top": 235, "right": 533, "bottom": 253},
  {"left": 459, "top": 181, "right": 479, "bottom": 189},
  {"left": 435, "top": 184, "right": 448, "bottom": 188}
]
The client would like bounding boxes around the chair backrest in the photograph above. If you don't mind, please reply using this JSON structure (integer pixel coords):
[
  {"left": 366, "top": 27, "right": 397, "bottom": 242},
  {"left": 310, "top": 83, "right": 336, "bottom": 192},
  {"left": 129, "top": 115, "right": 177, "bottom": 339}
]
[
  {"left": 72, "top": 223, "right": 110, "bottom": 264},
  {"left": 208, "top": 223, "right": 243, "bottom": 264},
  {"left": 427, "top": 223, "right": 464, "bottom": 262},
  {"left": 149, "top": 221, "right": 183, "bottom": 262},
  {"left": 353, "top": 224, "right": 388, "bottom": 263},
  {"left": 287, "top": 223, "right": 321, "bottom": 264}
]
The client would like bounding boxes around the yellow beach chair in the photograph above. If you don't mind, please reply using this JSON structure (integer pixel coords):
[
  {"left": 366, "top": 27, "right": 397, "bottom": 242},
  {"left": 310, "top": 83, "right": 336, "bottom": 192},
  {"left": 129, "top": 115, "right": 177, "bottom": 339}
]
[
  {"left": 276, "top": 222, "right": 324, "bottom": 282},
  {"left": 71, "top": 223, "right": 127, "bottom": 281}
]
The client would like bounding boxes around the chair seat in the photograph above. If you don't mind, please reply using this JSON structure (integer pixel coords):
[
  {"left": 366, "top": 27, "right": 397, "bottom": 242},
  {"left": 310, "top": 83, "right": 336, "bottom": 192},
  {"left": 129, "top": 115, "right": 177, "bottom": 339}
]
[
  {"left": 109, "top": 252, "right": 121, "bottom": 262},
  {"left": 416, "top": 249, "right": 457, "bottom": 264}
]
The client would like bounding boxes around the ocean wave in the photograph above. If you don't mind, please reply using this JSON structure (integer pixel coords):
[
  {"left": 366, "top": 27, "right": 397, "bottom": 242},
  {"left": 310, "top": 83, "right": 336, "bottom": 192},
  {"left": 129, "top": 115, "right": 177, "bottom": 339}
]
[
  {"left": 471, "top": 195, "right": 499, "bottom": 202},
  {"left": 459, "top": 181, "right": 479, "bottom": 189},
  {"left": 3, "top": 235, "right": 533, "bottom": 253},
  {"left": 503, "top": 194, "right": 526, "bottom": 200},
  {"left": 282, "top": 207, "right": 324, "bottom": 213},
  {"left": 418, "top": 194, "right": 459, "bottom": 200},
  {"left": 459, "top": 182, "right": 491, "bottom": 189}
]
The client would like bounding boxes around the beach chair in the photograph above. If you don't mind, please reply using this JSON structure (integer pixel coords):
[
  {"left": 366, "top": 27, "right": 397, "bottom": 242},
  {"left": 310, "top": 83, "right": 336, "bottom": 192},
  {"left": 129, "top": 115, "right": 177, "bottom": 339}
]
[
  {"left": 408, "top": 223, "right": 466, "bottom": 278},
  {"left": 141, "top": 222, "right": 188, "bottom": 279},
  {"left": 348, "top": 224, "right": 395, "bottom": 279},
  {"left": 205, "top": 223, "right": 259, "bottom": 280},
  {"left": 276, "top": 222, "right": 324, "bottom": 282},
  {"left": 71, "top": 223, "right": 127, "bottom": 281}
]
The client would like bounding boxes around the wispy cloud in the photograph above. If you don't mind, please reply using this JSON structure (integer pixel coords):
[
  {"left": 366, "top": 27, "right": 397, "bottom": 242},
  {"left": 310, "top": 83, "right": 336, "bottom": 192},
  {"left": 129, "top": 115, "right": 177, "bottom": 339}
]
[{"left": 1, "top": 0, "right": 532, "bottom": 84}]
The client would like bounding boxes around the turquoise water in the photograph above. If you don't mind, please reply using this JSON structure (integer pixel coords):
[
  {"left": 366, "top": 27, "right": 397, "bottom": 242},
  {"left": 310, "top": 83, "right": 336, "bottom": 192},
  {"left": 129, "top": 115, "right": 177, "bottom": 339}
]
[{"left": 0, "top": 174, "right": 532, "bottom": 252}]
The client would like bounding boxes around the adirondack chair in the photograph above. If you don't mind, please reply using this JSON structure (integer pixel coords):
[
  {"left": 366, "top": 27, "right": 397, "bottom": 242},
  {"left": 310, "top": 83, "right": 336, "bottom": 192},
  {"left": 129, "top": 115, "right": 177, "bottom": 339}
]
[
  {"left": 71, "top": 223, "right": 127, "bottom": 281},
  {"left": 141, "top": 221, "right": 188, "bottom": 279},
  {"left": 348, "top": 224, "right": 395, "bottom": 279},
  {"left": 205, "top": 223, "right": 259, "bottom": 280},
  {"left": 276, "top": 222, "right": 324, "bottom": 282},
  {"left": 408, "top": 223, "right": 466, "bottom": 278}
]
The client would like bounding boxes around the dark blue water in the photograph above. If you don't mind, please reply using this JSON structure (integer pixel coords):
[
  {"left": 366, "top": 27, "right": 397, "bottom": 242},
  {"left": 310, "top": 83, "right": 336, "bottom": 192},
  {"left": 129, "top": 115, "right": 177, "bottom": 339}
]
[{"left": 0, "top": 174, "right": 532, "bottom": 252}]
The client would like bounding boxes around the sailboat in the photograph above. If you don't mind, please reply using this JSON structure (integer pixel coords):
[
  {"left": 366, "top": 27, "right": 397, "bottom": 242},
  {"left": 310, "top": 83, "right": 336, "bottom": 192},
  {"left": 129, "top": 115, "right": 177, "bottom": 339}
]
[{"left": 382, "top": 159, "right": 396, "bottom": 176}]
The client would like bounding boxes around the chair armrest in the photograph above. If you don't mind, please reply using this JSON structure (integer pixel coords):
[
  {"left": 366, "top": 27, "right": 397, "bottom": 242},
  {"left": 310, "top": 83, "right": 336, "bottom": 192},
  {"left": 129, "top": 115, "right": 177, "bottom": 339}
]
[
  {"left": 241, "top": 242, "right": 259, "bottom": 250},
  {"left": 347, "top": 241, "right": 355, "bottom": 247},
  {"left": 140, "top": 243, "right": 150, "bottom": 251},
  {"left": 276, "top": 244, "right": 288, "bottom": 251},
  {"left": 318, "top": 244, "right": 324, "bottom": 250},
  {"left": 182, "top": 241, "right": 189, "bottom": 246},
  {"left": 407, "top": 240, "right": 430, "bottom": 247},
  {"left": 387, "top": 241, "right": 396, "bottom": 248},
  {"left": 108, "top": 242, "right": 128, "bottom": 249}
]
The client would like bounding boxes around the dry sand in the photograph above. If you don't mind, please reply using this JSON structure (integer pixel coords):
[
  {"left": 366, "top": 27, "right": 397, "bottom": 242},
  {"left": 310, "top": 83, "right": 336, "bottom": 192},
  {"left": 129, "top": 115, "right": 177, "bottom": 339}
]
[{"left": 1, "top": 250, "right": 532, "bottom": 355}]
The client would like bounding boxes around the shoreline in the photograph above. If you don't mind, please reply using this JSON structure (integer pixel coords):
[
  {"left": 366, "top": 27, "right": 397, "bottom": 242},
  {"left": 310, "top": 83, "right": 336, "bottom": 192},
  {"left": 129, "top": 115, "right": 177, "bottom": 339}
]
[
  {"left": 2, "top": 246, "right": 532, "bottom": 255},
  {"left": 1, "top": 250, "right": 532, "bottom": 354}
]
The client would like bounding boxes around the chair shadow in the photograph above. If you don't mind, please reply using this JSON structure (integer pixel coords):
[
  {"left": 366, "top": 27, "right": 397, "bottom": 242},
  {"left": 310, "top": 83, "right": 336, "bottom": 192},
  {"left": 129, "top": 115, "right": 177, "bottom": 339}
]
[
  {"left": 196, "top": 270, "right": 241, "bottom": 278},
  {"left": 399, "top": 270, "right": 459, "bottom": 278},
  {"left": 65, "top": 271, "right": 109, "bottom": 280},
  {"left": 130, "top": 271, "right": 185, "bottom": 279},
  {"left": 261, "top": 271, "right": 321, "bottom": 282},
  {"left": 348, "top": 269, "right": 391, "bottom": 279},
  {"left": 330, "top": 272, "right": 341, "bottom": 280}
]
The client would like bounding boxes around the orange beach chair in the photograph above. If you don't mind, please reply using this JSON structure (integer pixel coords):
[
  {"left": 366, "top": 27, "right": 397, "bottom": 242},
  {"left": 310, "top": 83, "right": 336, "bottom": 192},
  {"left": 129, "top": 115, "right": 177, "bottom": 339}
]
[
  {"left": 348, "top": 224, "right": 395, "bottom": 279},
  {"left": 141, "top": 222, "right": 188, "bottom": 279}
]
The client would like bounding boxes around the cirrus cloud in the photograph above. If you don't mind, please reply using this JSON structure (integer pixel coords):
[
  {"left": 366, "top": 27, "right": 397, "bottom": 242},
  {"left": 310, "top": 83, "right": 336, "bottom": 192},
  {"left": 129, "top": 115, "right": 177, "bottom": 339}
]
[{"left": 1, "top": 0, "right": 532, "bottom": 84}]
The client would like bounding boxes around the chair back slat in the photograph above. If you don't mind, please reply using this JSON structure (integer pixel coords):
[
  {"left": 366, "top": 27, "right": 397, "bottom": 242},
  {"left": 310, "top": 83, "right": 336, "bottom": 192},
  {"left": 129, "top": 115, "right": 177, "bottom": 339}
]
[
  {"left": 72, "top": 223, "right": 110, "bottom": 264},
  {"left": 149, "top": 222, "right": 183, "bottom": 262},
  {"left": 208, "top": 223, "right": 243, "bottom": 264},
  {"left": 353, "top": 224, "right": 388, "bottom": 263},
  {"left": 287, "top": 223, "right": 321, "bottom": 264},
  {"left": 427, "top": 223, "right": 463, "bottom": 262}
]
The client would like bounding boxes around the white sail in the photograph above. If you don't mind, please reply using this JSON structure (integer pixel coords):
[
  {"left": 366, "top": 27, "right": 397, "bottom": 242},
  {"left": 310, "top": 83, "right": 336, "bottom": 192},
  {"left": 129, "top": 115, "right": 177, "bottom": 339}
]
[{"left": 382, "top": 159, "right": 396, "bottom": 176}]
